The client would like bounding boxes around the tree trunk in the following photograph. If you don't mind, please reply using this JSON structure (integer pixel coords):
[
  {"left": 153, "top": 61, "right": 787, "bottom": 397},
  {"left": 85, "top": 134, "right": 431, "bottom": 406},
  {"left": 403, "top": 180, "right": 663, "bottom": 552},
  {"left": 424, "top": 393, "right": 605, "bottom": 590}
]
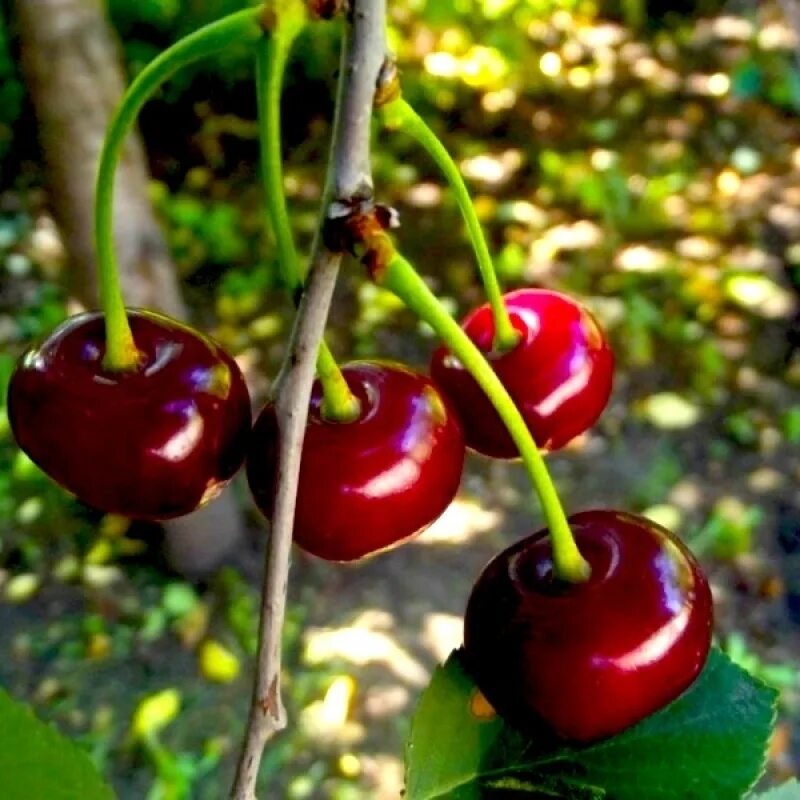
[{"left": 14, "top": 0, "right": 246, "bottom": 578}]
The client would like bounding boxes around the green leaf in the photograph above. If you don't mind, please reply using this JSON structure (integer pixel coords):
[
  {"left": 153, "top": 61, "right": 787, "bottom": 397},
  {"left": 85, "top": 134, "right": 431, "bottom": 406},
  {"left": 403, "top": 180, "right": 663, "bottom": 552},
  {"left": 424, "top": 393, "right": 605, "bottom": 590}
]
[
  {"left": 750, "top": 781, "right": 800, "bottom": 799},
  {"left": 731, "top": 63, "right": 763, "bottom": 100},
  {"left": 0, "top": 687, "right": 115, "bottom": 799},
  {"left": 405, "top": 649, "right": 776, "bottom": 800}
]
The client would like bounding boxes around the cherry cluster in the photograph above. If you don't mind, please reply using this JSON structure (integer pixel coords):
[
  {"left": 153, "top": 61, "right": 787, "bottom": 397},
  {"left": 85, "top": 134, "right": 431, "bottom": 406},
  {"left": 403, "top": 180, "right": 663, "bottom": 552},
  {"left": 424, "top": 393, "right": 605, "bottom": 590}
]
[
  {"left": 6, "top": 278, "right": 712, "bottom": 742},
  {"left": 7, "top": 287, "right": 606, "bottom": 548}
]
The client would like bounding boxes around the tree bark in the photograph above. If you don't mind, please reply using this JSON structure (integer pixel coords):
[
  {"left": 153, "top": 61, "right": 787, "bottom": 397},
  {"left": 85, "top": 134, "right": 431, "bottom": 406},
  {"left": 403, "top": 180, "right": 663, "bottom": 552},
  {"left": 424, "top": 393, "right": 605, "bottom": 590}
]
[{"left": 14, "top": 0, "right": 246, "bottom": 578}]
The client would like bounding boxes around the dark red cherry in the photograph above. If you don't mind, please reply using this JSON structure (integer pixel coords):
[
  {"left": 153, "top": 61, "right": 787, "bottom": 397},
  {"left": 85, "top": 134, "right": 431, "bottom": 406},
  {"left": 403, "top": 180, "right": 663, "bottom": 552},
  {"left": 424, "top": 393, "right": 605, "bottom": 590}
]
[
  {"left": 246, "top": 361, "right": 465, "bottom": 561},
  {"left": 463, "top": 509, "right": 713, "bottom": 743},
  {"left": 7, "top": 310, "right": 252, "bottom": 520},
  {"left": 430, "top": 289, "right": 614, "bottom": 459}
]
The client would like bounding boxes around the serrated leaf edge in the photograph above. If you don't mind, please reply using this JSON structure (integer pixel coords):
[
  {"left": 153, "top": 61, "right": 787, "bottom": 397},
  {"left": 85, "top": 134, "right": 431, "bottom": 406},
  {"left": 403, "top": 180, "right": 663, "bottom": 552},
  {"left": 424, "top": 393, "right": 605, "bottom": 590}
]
[{"left": 742, "top": 669, "right": 780, "bottom": 799}]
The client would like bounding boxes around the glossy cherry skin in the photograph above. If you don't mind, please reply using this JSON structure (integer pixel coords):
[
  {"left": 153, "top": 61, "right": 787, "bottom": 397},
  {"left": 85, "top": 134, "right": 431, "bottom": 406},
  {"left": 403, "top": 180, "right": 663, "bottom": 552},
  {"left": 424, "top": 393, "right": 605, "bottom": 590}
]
[
  {"left": 430, "top": 289, "right": 614, "bottom": 459},
  {"left": 7, "top": 310, "right": 252, "bottom": 520},
  {"left": 463, "top": 510, "right": 713, "bottom": 743},
  {"left": 246, "top": 361, "right": 465, "bottom": 561}
]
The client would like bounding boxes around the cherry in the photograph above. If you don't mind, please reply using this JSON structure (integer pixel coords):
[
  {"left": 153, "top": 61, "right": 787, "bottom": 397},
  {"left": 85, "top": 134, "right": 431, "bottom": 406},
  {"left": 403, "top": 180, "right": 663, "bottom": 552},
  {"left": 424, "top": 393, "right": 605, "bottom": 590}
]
[
  {"left": 7, "top": 310, "right": 252, "bottom": 520},
  {"left": 430, "top": 289, "right": 614, "bottom": 459},
  {"left": 463, "top": 509, "right": 713, "bottom": 743},
  {"left": 246, "top": 361, "right": 465, "bottom": 561}
]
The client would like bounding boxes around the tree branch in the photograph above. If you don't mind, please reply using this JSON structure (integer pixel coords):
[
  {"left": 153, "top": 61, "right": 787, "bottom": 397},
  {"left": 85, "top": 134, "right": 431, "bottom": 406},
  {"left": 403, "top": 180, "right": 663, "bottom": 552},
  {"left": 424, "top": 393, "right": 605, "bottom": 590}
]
[{"left": 229, "top": 3, "right": 387, "bottom": 798}]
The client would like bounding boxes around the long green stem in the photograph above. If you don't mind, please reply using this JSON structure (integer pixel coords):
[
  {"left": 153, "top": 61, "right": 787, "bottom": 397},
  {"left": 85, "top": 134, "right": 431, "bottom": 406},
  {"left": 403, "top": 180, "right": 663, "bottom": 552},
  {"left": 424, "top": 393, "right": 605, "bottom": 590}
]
[
  {"left": 256, "top": 25, "right": 359, "bottom": 422},
  {"left": 381, "top": 98, "right": 520, "bottom": 353},
  {"left": 94, "top": 7, "right": 263, "bottom": 370},
  {"left": 381, "top": 251, "right": 590, "bottom": 583}
]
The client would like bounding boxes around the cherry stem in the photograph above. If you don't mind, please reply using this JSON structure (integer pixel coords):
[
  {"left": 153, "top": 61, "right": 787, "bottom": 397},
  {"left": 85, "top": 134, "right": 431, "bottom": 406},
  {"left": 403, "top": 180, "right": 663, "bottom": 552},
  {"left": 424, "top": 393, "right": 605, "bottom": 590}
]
[
  {"left": 381, "top": 98, "right": 520, "bottom": 353},
  {"left": 255, "top": 20, "right": 359, "bottom": 423},
  {"left": 94, "top": 7, "right": 263, "bottom": 370},
  {"left": 380, "top": 250, "right": 590, "bottom": 584}
]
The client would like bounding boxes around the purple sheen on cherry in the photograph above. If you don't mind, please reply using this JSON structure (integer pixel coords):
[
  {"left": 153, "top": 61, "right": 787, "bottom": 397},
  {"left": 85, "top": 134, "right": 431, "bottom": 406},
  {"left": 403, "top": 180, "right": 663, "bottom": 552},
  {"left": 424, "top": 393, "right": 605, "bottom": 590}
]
[
  {"left": 463, "top": 509, "right": 713, "bottom": 743},
  {"left": 246, "top": 360, "right": 465, "bottom": 562},
  {"left": 7, "top": 309, "right": 252, "bottom": 520},
  {"left": 430, "top": 288, "right": 614, "bottom": 459}
]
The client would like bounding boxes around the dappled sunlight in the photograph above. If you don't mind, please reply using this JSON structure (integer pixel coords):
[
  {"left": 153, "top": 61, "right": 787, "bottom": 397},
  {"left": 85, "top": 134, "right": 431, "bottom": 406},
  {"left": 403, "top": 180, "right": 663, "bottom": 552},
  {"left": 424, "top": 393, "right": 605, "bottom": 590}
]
[
  {"left": 528, "top": 221, "right": 603, "bottom": 269},
  {"left": 416, "top": 497, "right": 502, "bottom": 546},
  {"left": 403, "top": 181, "right": 442, "bottom": 208},
  {"left": 641, "top": 392, "right": 702, "bottom": 430},
  {"left": 359, "top": 754, "right": 404, "bottom": 800},
  {"left": 539, "top": 51, "right": 562, "bottom": 78},
  {"left": 725, "top": 274, "right": 795, "bottom": 319},
  {"left": 716, "top": 169, "right": 741, "bottom": 198},
  {"left": 669, "top": 480, "right": 704, "bottom": 513},
  {"left": 614, "top": 245, "right": 672, "bottom": 273},
  {"left": 422, "top": 612, "right": 463, "bottom": 663},
  {"left": 303, "top": 612, "right": 429, "bottom": 688},
  {"left": 758, "top": 21, "right": 798, "bottom": 51},
  {"left": 675, "top": 236, "right": 722, "bottom": 261},
  {"left": 685, "top": 72, "right": 730, "bottom": 97},
  {"left": 299, "top": 675, "right": 364, "bottom": 746},
  {"left": 748, "top": 467, "right": 785, "bottom": 493},
  {"left": 423, "top": 44, "right": 509, "bottom": 91},
  {"left": 481, "top": 87, "right": 517, "bottom": 113},
  {"left": 363, "top": 684, "right": 411, "bottom": 719},
  {"left": 460, "top": 149, "right": 523, "bottom": 187},
  {"left": 693, "top": 15, "right": 754, "bottom": 43}
]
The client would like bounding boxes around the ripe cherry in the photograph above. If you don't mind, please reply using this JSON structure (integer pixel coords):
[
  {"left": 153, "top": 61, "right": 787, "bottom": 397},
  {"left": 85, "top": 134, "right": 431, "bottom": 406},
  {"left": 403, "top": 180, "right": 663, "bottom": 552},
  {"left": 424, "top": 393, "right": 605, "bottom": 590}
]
[
  {"left": 7, "top": 310, "right": 252, "bottom": 520},
  {"left": 463, "top": 509, "right": 713, "bottom": 743},
  {"left": 246, "top": 361, "right": 465, "bottom": 561},
  {"left": 430, "top": 289, "right": 614, "bottom": 459}
]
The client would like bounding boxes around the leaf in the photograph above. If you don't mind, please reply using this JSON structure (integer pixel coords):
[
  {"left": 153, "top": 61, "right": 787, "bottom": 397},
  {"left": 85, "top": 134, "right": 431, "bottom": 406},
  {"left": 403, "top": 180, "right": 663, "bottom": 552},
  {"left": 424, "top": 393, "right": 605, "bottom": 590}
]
[
  {"left": 563, "top": 650, "right": 775, "bottom": 799},
  {"left": 731, "top": 62, "right": 763, "bottom": 100},
  {"left": 750, "top": 781, "right": 800, "bottom": 799},
  {"left": 198, "top": 640, "right": 241, "bottom": 684},
  {"left": 0, "top": 687, "right": 115, "bottom": 800},
  {"left": 405, "top": 649, "right": 776, "bottom": 800},
  {"left": 130, "top": 689, "right": 181, "bottom": 741},
  {"left": 405, "top": 655, "right": 509, "bottom": 800}
]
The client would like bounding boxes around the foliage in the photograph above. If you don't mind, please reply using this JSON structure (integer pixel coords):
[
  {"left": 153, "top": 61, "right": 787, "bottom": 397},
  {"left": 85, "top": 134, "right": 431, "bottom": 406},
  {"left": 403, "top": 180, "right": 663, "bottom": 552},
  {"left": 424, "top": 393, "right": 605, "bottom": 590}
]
[
  {"left": 0, "top": 12, "right": 24, "bottom": 167},
  {"left": 406, "top": 649, "right": 776, "bottom": 799},
  {"left": 0, "top": 688, "right": 114, "bottom": 800},
  {"left": 108, "top": 0, "right": 262, "bottom": 95}
]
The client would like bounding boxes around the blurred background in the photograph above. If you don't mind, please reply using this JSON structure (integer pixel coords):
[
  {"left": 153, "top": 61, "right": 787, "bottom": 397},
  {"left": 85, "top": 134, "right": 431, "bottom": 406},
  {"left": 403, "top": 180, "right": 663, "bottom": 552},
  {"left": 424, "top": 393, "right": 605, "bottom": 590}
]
[{"left": 1, "top": 0, "right": 800, "bottom": 797}]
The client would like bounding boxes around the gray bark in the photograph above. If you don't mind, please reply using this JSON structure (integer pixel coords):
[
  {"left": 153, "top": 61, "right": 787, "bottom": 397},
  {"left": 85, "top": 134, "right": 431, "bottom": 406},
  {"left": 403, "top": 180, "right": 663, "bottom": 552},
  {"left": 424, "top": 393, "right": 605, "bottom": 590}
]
[{"left": 14, "top": 0, "right": 246, "bottom": 578}]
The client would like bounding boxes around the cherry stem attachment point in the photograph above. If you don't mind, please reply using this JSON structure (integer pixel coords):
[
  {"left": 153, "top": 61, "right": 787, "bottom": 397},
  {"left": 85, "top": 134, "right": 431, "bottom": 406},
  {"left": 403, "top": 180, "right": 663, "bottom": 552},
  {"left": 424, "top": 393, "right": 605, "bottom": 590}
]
[
  {"left": 94, "top": 7, "right": 263, "bottom": 371},
  {"left": 256, "top": 18, "right": 359, "bottom": 423},
  {"left": 380, "top": 250, "right": 590, "bottom": 583},
  {"left": 380, "top": 98, "right": 520, "bottom": 353}
]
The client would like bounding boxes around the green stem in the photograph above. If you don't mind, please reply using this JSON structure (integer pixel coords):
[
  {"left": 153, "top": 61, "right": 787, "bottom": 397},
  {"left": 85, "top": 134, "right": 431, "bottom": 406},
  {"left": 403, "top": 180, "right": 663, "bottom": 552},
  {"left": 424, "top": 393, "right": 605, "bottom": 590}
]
[
  {"left": 256, "top": 23, "right": 359, "bottom": 423},
  {"left": 94, "top": 7, "right": 263, "bottom": 370},
  {"left": 381, "top": 252, "right": 590, "bottom": 583},
  {"left": 256, "top": 26, "right": 303, "bottom": 288},
  {"left": 381, "top": 98, "right": 520, "bottom": 353}
]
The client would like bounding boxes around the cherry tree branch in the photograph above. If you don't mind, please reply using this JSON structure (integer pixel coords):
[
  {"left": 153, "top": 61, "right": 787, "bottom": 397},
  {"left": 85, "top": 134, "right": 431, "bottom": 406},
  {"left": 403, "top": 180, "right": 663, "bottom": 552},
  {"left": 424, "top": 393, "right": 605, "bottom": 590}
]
[{"left": 229, "top": 3, "right": 387, "bottom": 798}]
